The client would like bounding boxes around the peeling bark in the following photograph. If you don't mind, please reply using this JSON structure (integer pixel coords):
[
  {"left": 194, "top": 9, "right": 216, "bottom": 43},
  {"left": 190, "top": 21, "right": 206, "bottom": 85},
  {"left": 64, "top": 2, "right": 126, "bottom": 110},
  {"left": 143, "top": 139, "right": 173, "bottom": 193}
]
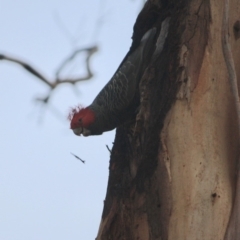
[{"left": 96, "top": 0, "right": 240, "bottom": 239}]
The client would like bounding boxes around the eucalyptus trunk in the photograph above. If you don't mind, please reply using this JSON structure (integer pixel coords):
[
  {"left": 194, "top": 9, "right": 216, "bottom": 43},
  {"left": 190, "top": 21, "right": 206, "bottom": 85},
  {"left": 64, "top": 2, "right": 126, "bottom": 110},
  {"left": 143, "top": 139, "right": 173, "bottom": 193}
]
[{"left": 96, "top": 0, "right": 240, "bottom": 239}]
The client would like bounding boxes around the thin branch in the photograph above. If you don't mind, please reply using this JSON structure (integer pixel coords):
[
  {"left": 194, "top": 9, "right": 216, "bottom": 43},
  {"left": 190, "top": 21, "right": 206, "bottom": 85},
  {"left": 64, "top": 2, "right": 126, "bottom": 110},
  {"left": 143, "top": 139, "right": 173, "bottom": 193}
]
[
  {"left": 0, "top": 46, "right": 98, "bottom": 104},
  {"left": 106, "top": 145, "right": 112, "bottom": 154},
  {"left": 1, "top": 6, "right": 105, "bottom": 121},
  {"left": 0, "top": 54, "right": 53, "bottom": 88},
  {"left": 71, "top": 152, "right": 85, "bottom": 164},
  {"left": 53, "top": 11, "right": 76, "bottom": 45},
  {"left": 55, "top": 46, "right": 98, "bottom": 82},
  {"left": 222, "top": 0, "right": 240, "bottom": 239},
  {"left": 90, "top": 0, "right": 109, "bottom": 42}
]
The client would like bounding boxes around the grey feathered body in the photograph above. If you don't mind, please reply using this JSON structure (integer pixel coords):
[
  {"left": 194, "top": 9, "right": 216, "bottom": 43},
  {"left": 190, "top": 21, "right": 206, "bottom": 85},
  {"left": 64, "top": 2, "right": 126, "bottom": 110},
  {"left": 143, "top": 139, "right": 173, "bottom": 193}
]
[{"left": 88, "top": 28, "right": 156, "bottom": 135}]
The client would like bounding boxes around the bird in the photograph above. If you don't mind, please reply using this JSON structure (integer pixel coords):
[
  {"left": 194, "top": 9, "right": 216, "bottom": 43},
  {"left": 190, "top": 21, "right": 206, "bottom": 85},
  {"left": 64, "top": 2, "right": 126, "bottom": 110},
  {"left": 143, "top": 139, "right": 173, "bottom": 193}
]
[{"left": 68, "top": 28, "right": 156, "bottom": 136}]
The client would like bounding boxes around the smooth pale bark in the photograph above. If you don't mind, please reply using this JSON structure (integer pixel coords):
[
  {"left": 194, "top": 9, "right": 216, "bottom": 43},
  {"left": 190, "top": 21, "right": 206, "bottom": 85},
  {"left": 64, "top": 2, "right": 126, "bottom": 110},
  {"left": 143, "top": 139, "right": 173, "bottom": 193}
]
[{"left": 96, "top": 0, "right": 240, "bottom": 239}]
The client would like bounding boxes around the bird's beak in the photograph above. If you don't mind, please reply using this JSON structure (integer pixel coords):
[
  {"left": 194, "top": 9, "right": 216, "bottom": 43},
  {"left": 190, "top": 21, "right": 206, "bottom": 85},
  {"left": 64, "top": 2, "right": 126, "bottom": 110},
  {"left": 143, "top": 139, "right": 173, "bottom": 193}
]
[
  {"left": 82, "top": 128, "right": 91, "bottom": 136},
  {"left": 72, "top": 127, "right": 91, "bottom": 137},
  {"left": 72, "top": 128, "right": 83, "bottom": 136}
]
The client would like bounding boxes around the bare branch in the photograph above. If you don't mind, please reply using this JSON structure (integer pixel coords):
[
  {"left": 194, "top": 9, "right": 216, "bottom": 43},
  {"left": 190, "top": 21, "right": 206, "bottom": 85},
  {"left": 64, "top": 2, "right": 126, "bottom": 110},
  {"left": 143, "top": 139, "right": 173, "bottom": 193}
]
[
  {"left": 1, "top": 6, "right": 104, "bottom": 120},
  {"left": 55, "top": 46, "right": 98, "bottom": 82},
  {"left": 106, "top": 145, "right": 112, "bottom": 154},
  {"left": 53, "top": 11, "right": 76, "bottom": 45},
  {"left": 70, "top": 152, "right": 85, "bottom": 164},
  {"left": 0, "top": 46, "right": 98, "bottom": 105},
  {"left": 0, "top": 54, "right": 53, "bottom": 88}
]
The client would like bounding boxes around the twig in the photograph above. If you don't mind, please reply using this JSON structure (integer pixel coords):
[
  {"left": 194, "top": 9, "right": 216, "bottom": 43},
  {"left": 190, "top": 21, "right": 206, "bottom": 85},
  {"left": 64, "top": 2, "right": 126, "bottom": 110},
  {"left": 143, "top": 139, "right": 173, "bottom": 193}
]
[
  {"left": 90, "top": 0, "right": 109, "bottom": 42},
  {"left": 0, "top": 46, "right": 98, "bottom": 103},
  {"left": 53, "top": 11, "right": 76, "bottom": 45},
  {"left": 55, "top": 46, "right": 98, "bottom": 80},
  {"left": 106, "top": 145, "right": 112, "bottom": 154},
  {"left": 71, "top": 152, "right": 85, "bottom": 164},
  {"left": 0, "top": 54, "right": 53, "bottom": 88},
  {"left": 222, "top": 0, "right": 240, "bottom": 239}
]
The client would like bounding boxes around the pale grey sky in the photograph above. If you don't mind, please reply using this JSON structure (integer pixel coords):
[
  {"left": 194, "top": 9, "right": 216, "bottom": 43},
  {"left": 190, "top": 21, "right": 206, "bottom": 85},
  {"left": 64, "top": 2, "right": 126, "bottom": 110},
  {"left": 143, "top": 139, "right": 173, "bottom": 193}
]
[{"left": 0, "top": 0, "right": 142, "bottom": 239}]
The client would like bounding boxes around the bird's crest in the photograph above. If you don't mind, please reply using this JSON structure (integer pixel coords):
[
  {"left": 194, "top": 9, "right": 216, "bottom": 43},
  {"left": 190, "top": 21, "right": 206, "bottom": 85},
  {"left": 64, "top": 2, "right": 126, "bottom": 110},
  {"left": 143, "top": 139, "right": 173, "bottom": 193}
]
[{"left": 68, "top": 105, "right": 84, "bottom": 121}]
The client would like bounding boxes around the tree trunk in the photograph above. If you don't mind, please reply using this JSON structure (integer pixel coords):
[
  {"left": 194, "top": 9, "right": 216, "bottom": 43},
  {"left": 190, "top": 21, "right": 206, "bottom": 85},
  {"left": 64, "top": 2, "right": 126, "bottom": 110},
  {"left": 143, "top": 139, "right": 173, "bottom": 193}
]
[{"left": 96, "top": 0, "right": 240, "bottom": 239}]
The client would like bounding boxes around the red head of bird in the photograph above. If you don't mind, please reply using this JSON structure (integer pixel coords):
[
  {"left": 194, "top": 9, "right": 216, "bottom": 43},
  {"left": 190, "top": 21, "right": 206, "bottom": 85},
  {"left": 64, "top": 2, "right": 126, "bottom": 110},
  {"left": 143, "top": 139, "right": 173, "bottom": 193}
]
[{"left": 68, "top": 106, "right": 95, "bottom": 136}]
